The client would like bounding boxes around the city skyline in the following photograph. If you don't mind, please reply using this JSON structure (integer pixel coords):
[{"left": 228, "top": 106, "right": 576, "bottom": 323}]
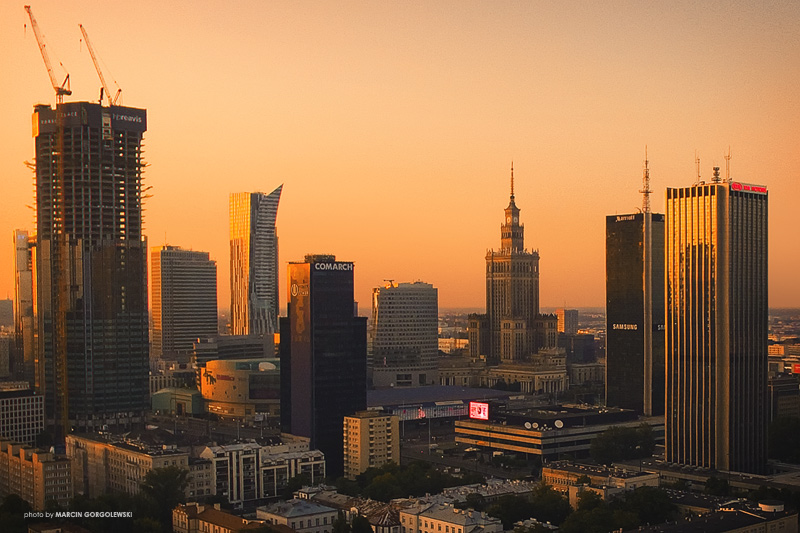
[{"left": 2, "top": 2, "right": 799, "bottom": 312}]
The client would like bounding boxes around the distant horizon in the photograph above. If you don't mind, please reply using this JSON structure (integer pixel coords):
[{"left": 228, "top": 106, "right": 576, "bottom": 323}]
[{"left": 1, "top": 2, "right": 798, "bottom": 309}]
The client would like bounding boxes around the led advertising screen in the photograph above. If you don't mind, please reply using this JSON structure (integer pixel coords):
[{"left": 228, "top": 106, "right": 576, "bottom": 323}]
[{"left": 469, "top": 401, "right": 490, "bottom": 420}]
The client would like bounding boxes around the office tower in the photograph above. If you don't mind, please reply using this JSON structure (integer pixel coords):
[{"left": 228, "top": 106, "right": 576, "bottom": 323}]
[
  {"left": 343, "top": 410, "right": 399, "bottom": 480},
  {"left": 469, "top": 166, "right": 553, "bottom": 363},
  {"left": 369, "top": 281, "right": 438, "bottom": 388},
  {"left": 0, "top": 383, "right": 44, "bottom": 446},
  {"left": 151, "top": 245, "right": 218, "bottom": 358},
  {"left": 14, "top": 230, "right": 36, "bottom": 386},
  {"left": 280, "top": 254, "right": 367, "bottom": 478},
  {"left": 605, "top": 212, "right": 665, "bottom": 416},
  {"left": 556, "top": 309, "right": 579, "bottom": 335},
  {"left": 230, "top": 187, "right": 283, "bottom": 336},
  {"left": 0, "top": 300, "right": 12, "bottom": 328},
  {"left": 33, "top": 102, "right": 149, "bottom": 438},
  {"left": 665, "top": 170, "right": 768, "bottom": 474}
]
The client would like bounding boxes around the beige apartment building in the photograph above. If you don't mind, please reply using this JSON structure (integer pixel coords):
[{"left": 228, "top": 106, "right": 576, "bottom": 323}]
[
  {"left": 66, "top": 434, "right": 189, "bottom": 498},
  {"left": 398, "top": 501, "right": 502, "bottom": 533},
  {"left": 343, "top": 410, "right": 399, "bottom": 480},
  {"left": 0, "top": 438, "right": 72, "bottom": 510}
]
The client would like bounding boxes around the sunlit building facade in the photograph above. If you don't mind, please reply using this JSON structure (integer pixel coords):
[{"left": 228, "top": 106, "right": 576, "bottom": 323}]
[
  {"left": 665, "top": 173, "right": 768, "bottom": 474},
  {"left": 469, "top": 167, "right": 555, "bottom": 363},
  {"left": 14, "top": 230, "right": 36, "bottom": 386},
  {"left": 369, "top": 281, "right": 438, "bottom": 388},
  {"left": 230, "top": 187, "right": 283, "bottom": 336},
  {"left": 151, "top": 245, "right": 218, "bottom": 358}
]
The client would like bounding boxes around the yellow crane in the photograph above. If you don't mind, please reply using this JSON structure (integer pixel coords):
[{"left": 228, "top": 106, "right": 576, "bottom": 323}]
[
  {"left": 79, "top": 24, "right": 122, "bottom": 106},
  {"left": 24, "top": 5, "right": 71, "bottom": 103}
]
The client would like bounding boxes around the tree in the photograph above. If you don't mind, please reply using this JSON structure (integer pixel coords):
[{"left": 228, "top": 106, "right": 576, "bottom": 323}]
[
  {"left": 139, "top": 465, "right": 189, "bottom": 527},
  {"left": 352, "top": 514, "right": 374, "bottom": 533},
  {"left": 704, "top": 476, "right": 730, "bottom": 497},
  {"left": 590, "top": 424, "right": 655, "bottom": 465},
  {"left": 333, "top": 510, "right": 351, "bottom": 533}
]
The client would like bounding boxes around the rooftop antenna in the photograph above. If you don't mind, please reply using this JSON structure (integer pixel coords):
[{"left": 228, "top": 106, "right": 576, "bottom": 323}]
[
  {"left": 695, "top": 151, "right": 701, "bottom": 184},
  {"left": 510, "top": 161, "right": 515, "bottom": 200},
  {"left": 725, "top": 146, "right": 732, "bottom": 181},
  {"left": 639, "top": 146, "right": 652, "bottom": 214}
]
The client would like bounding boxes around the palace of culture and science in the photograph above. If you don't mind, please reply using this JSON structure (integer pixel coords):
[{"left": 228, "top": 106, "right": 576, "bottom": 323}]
[{"left": 468, "top": 166, "right": 560, "bottom": 371}]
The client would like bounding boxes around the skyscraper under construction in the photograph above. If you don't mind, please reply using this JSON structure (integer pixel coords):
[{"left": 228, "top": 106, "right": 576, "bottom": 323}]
[{"left": 33, "top": 102, "right": 149, "bottom": 438}]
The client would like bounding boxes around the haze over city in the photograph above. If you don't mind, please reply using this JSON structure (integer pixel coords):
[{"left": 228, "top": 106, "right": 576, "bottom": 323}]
[{"left": 1, "top": 1, "right": 798, "bottom": 311}]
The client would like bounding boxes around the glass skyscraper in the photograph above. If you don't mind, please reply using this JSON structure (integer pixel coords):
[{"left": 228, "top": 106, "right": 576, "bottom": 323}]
[
  {"left": 229, "top": 187, "right": 282, "bottom": 336},
  {"left": 665, "top": 171, "right": 768, "bottom": 474},
  {"left": 605, "top": 212, "right": 665, "bottom": 416}
]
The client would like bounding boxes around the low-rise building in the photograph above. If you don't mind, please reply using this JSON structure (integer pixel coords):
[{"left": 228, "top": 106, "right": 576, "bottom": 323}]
[
  {"left": 343, "top": 410, "right": 399, "bottom": 480},
  {"left": 0, "top": 438, "right": 71, "bottom": 510},
  {"left": 173, "top": 502, "right": 266, "bottom": 533},
  {"left": 258, "top": 498, "right": 338, "bottom": 533},
  {"left": 199, "top": 440, "right": 325, "bottom": 504},
  {"left": 65, "top": 433, "right": 189, "bottom": 498},
  {"left": 634, "top": 500, "right": 797, "bottom": 532},
  {"left": 398, "top": 501, "right": 502, "bottom": 533},
  {"left": 455, "top": 404, "right": 663, "bottom": 462}
]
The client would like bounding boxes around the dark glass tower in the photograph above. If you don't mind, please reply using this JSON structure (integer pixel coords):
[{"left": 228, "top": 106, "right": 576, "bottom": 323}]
[
  {"left": 665, "top": 173, "right": 768, "bottom": 474},
  {"left": 605, "top": 212, "right": 665, "bottom": 416},
  {"left": 280, "top": 254, "right": 367, "bottom": 477},
  {"left": 33, "top": 102, "right": 149, "bottom": 439}
]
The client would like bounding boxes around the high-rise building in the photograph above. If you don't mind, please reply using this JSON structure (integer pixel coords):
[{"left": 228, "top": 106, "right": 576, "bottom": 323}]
[
  {"left": 151, "top": 245, "right": 218, "bottom": 358},
  {"left": 605, "top": 212, "right": 665, "bottom": 416},
  {"left": 280, "top": 254, "right": 367, "bottom": 478},
  {"left": 343, "top": 410, "right": 400, "bottom": 480},
  {"left": 14, "top": 230, "right": 36, "bottom": 386},
  {"left": 665, "top": 170, "right": 768, "bottom": 474},
  {"left": 469, "top": 166, "right": 555, "bottom": 363},
  {"left": 230, "top": 187, "right": 282, "bottom": 336},
  {"left": 33, "top": 102, "right": 149, "bottom": 438},
  {"left": 369, "top": 281, "right": 438, "bottom": 388},
  {"left": 555, "top": 309, "right": 579, "bottom": 335}
]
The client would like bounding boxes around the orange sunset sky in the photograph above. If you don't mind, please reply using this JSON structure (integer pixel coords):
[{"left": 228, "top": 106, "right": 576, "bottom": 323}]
[{"left": 1, "top": 1, "right": 798, "bottom": 312}]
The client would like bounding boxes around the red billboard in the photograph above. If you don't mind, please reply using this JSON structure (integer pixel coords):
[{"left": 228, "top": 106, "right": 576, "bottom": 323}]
[
  {"left": 469, "top": 401, "right": 490, "bottom": 420},
  {"left": 793, "top": 364, "right": 800, "bottom": 374}
]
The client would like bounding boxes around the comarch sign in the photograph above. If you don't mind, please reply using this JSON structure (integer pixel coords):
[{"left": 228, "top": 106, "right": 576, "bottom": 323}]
[{"left": 313, "top": 262, "right": 354, "bottom": 271}]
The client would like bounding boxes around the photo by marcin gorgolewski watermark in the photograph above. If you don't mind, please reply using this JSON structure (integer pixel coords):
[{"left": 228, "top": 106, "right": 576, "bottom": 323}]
[{"left": 23, "top": 510, "right": 134, "bottom": 519}]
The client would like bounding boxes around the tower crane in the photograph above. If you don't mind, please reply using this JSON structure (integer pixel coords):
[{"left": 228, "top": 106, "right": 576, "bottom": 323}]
[
  {"left": 24, "top": 5, "right": 71, "bottom": 103},
  {"left": 79, "top": 24, "right": 122, "bottom": 106}
]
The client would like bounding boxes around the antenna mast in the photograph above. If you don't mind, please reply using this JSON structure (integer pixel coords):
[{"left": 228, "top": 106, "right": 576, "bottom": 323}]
[
  {"left": 725, "top": 146, "right": 731, "bottom": 181},
  {"left": 639, "top": 146, "right": 652, "bottom": 214},
  {"left": 695, "top": 151, "right": 701, "bottom": 184}
]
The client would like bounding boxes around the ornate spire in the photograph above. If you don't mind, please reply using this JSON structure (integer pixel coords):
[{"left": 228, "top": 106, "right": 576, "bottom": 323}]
[{"left": 510, "top": 161, "right": 515, "bottom": 200}]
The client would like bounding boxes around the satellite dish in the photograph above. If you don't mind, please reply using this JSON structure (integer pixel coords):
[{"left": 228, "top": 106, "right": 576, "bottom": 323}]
[
  {"left": 524, "top": 422, "right": 532, "bottom": 429},
  {"left": 532, "top": 422, "right": 539, "bottom": 429},
  {"left": 555, "top": 420, "right": 564, "bottom": 429}
]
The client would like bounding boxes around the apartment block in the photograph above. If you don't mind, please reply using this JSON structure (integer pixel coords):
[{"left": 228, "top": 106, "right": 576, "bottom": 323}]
[
  {"left": 343, "top": 410, "right": 399, "bottom": 480},
  {"left": 0, "top": 438, "right": 72, "bottom": 510}
]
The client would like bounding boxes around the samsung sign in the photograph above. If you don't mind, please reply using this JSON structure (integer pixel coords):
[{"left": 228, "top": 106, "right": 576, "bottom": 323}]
[{"left": 313, "top": 262, "right": 354, "bottom": 271}]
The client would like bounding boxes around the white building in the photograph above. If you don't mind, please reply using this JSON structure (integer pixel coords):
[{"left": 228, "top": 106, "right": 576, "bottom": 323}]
[
  {"left": 199, "top": 439, "right": 325, "bottom": 503},
  {"left": 0, "top": 383, "right": 44, "bottom": 446},
  {"left": 343, "top": 410, "right": 399, "bottom": 480},
  {"left": 258, "top": 498, "right": 338, "bottom": 533},
  {"left": 369, "top": 281, "right": 438, "bottom": 388},
  {"left": 398, "top": 502, "right": 502, "bottom": 533}
]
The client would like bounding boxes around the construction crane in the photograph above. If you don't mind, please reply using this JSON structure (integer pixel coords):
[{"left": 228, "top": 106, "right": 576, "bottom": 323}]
[
  {"left": 24, "top": 5, "right": 71, "bottom": 103},
  {"left": 79, "top": 24, "right": 122, "bottom": 106}
]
